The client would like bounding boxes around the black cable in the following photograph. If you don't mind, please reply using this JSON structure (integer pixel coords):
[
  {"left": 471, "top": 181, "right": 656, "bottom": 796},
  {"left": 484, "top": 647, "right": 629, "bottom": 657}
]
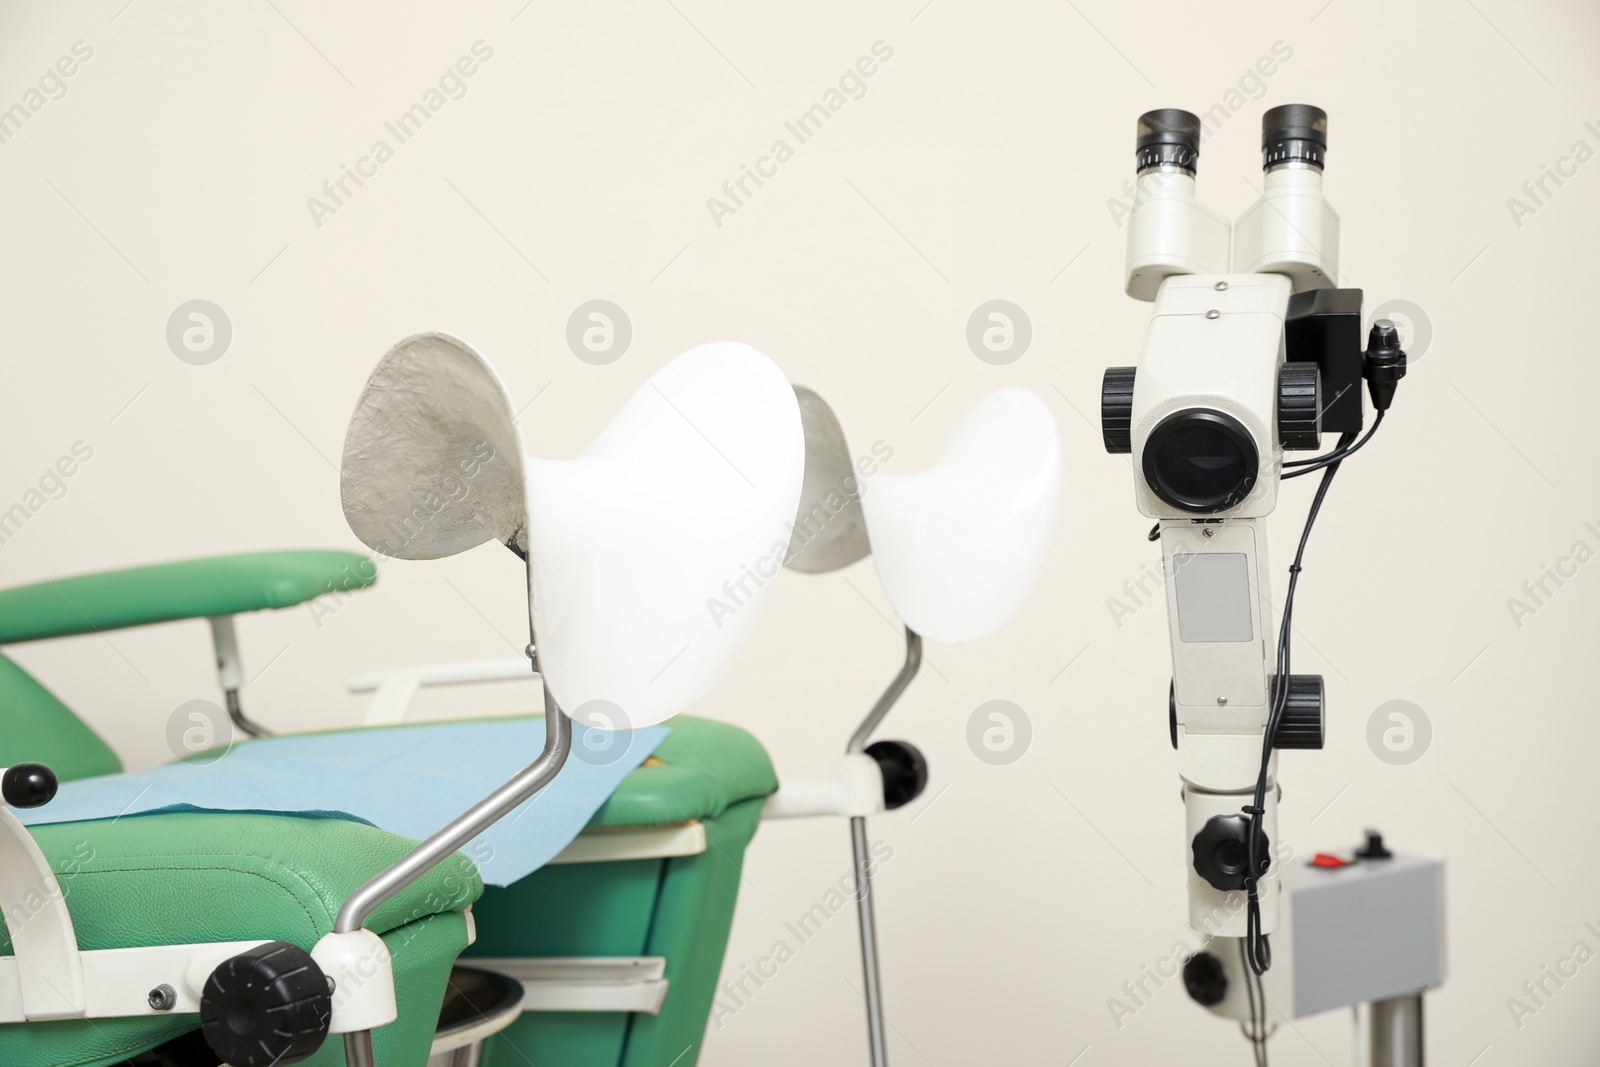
[
  {"left": 1241, "top": 428, "right": 1360, "bottom": 979},
  {"left": 1282, "top": 411, "right": 1384, "bottom": 478},
  {"left": 1238, "top": 938, "right": 1268, "bottom": 1067}
]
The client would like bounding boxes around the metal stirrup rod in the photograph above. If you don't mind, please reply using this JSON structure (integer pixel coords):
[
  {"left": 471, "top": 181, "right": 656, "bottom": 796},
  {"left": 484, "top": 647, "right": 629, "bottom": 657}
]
[
  {"left": 846, "top": 627, "right": 922, "bottom": 1067},
  {"left": 340, "top": 671, "right": 571, "bottom": 1067}
]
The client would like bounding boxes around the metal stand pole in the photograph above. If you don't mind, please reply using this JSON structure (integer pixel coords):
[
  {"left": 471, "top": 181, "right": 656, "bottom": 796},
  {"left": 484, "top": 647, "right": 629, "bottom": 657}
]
[
  {"left": 844, "top": 628, "right": 921, "bottom": 1067},
  {"left": 851, "top": 814, "right": 888, "bottom": 1067},
  {"left": 1367, "top": 994, "right": 1424, "bottom": 1067}
]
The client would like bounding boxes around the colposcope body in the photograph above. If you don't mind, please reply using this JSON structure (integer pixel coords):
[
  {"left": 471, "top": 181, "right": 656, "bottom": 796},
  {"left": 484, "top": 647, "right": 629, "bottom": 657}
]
[{"left": 1106, "top": 104, "right": 1340, "bottom": 941}]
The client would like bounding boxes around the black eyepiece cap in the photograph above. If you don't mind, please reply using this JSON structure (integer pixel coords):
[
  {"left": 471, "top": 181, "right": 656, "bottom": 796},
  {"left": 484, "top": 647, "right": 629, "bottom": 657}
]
[
  {"left": 1262, "top": 103, "right": 1327, "bottom": 169},
  {"left": 1136, "top": 109, "right": 1202, "bottom": 174}
]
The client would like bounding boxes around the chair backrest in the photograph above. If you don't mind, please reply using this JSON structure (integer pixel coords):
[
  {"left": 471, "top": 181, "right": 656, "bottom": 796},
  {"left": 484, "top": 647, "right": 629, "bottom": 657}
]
[{"left": 0, "top": 653, "right": 121, "bottom": 781}]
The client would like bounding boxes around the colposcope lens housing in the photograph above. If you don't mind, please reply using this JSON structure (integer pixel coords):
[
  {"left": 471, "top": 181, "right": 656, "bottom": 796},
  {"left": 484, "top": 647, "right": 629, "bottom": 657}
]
[{"left": 1141, "top": 409, "right": 1259, "bottom": 514}]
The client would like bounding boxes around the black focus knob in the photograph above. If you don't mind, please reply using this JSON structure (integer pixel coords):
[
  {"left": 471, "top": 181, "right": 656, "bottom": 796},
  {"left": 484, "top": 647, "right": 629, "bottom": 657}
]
[
  {"left": 2, "top": 764, "right": 58, "bottom": 809},
  {"left": 1278, "top": 361, "right": 1322, "bottom": 451},
  {"left": 865, "top": 740, "right": 929, "bottom": 811},
  {"left": 1101, "top": 366, "right": 1137, "bottom": 454},
  {"left": 1271, "top": 674, "right": 1325, "bottom": 750},
  {"left": 1192, "top": 814, "right": 1269, "bottom": 892},
  {"left": 201, "top": 941, "right": 331, "bottom": 1067},
  {"left": 1363, "top": 320, "right": 1407, "bottom": 412},
  {"left": 1182, "top": 951, "right": 1229, "bottom": 1007}
]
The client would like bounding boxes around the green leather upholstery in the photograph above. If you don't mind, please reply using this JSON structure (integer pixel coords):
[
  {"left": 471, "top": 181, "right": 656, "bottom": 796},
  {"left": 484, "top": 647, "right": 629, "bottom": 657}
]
[
  {"left": 0, "top": 550, "right": 374, "bottom": 645},
  {"left": 0, "top": 653, "right": 121, "bottom": 779},
  {"left": 0, "top": 812, "right": 483, "bottom": 1067},
  {"left": 468, "top": 715, "right": 777, "bottom": 1067},
  {"left": 585, "top": 714, "right": 778, "bottom": 832}
]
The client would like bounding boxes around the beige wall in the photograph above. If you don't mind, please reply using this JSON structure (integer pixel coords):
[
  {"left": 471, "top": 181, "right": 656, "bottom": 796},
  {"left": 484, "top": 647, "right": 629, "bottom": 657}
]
[{"left": 3, "top": 1, "right": 1599, "bottom": 1063}]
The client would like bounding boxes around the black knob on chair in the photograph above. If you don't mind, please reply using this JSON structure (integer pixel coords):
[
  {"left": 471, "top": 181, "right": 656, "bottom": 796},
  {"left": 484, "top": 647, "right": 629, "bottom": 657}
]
[
  {"left": 2, "top": 764, "right": 59, "bottom": 808},
  {"left": 865, "top": 740, "right": 929, "bottom": 811},
  {"left": 201, "top": 941, "right": 332, "bottom": 1067}
]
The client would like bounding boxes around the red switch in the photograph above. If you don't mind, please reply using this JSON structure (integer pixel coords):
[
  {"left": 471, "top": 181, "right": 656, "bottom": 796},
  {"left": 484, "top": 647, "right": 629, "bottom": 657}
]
[{"left": 1310, "top": 852, "right": 1349, "bottom": 869}]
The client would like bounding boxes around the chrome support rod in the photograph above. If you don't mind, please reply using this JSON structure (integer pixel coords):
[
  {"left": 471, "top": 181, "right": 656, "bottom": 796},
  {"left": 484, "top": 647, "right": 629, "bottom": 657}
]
[
  {"left": 845, "top": 627, "right": 921, "bottom": 1067},
  {"left": 846, "top": 629, "right": 922, "bottom": 756},
  {"left": 1368, "top": 993, "right": 1424, "bottom": 1067},
  {"left": 339, "top": 680, "right": 571, "bottom": 1067}
]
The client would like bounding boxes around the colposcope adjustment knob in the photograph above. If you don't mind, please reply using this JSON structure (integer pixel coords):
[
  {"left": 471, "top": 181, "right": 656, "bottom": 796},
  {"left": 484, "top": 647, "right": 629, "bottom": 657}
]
[
  {"left": 1101, "top": 366, "right": 1137, "bottom": 454},
  {"left": 1182, "top": 951, "right": 1229, "bottom": 1007},
  {"left": 2, "top": 764, "right": 59, "bottom": 809},
  {"left": 200, "top": 941, "right": 331, "bottom": 1067},
  {"left": 865, "top": 740, "right": 929, "bottom": 811},
  {"left": 1270, "top": 674, "right": 1325, "bottom": 750},
  {"left": 1277, "top": 361, "right": 1322, "bottom": 451},
  {"left": 1192, "top": 814, "right": 1269, "bottom": 892}
]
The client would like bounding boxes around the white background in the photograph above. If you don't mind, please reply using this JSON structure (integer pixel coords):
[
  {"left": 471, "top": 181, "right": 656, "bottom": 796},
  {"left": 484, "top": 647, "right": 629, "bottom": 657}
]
[{"left": 2, "top": 2, "right": 1598, "bottom": 1064}]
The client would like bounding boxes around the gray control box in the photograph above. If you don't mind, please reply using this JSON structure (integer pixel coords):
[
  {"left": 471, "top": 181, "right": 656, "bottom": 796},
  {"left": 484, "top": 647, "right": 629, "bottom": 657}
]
[{"left": 1279, "top": 852, "right": 1445, "bottom": 1018}]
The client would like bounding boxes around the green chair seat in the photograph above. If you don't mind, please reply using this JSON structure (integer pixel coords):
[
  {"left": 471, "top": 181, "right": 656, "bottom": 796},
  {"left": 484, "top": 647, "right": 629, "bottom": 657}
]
[
  {"left": 584, "top": 713, "right": 778, "bottom": 832},
  {"left": 0, "top": 812, "right": 483, "bottom": 1067},
  {"left": 468, "top": 714, "right": 777, "bottom": 1067}
]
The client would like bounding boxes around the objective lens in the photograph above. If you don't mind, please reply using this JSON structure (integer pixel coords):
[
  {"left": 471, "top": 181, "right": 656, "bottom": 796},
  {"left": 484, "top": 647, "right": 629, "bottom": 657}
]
[
  {"left": 1136, "top": 108, "right": 1202, "bottom": 175},
  {"left": 1142, "top": 409, "right": 1259, "bottom": 513},
  {"left": 1262, "top": 103, "right": 1327, "bottom": 170}
]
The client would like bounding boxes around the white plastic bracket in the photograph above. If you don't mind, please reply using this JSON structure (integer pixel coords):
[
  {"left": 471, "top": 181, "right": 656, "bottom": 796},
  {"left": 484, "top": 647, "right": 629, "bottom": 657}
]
[
  {"left": 762, "top": 754, "right": 885, "bottom": 820},
  {"left": 348, "top": 658, "right": 539, "bottom": 725},
  {"left": 0, "top": 804, "right": 85, "bottom": 1019},
  {"left": 313, "top": 929, "right": 398, "bottom": 1034}
]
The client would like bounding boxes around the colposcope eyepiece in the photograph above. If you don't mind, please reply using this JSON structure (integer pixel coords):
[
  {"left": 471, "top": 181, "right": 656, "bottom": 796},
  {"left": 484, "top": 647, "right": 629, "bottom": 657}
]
[
  {"left": 1136, "top": 108, "right": 1202, "bottom": 175},
  {"left": 1262, "top": 103, "right": 1327, "bottom": 170}
]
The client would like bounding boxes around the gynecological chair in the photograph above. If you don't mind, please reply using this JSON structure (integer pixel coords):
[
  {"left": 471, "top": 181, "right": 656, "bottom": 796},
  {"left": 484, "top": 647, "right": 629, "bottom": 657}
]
[
  {"left": 0, "top": 334, "right": 804, "bottom": 1066},
  {"left": 760, "top": 385, "right": 1061, "bottom": 1067},
  {"left": 351, "top": 381, "right": 1063, "bottom": 1067}
]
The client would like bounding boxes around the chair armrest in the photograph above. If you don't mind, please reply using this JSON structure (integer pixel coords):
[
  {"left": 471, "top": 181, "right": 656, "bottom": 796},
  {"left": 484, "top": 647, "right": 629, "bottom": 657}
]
[{"left": 0, "top": 550, "right": 375, "bottom": 644}]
